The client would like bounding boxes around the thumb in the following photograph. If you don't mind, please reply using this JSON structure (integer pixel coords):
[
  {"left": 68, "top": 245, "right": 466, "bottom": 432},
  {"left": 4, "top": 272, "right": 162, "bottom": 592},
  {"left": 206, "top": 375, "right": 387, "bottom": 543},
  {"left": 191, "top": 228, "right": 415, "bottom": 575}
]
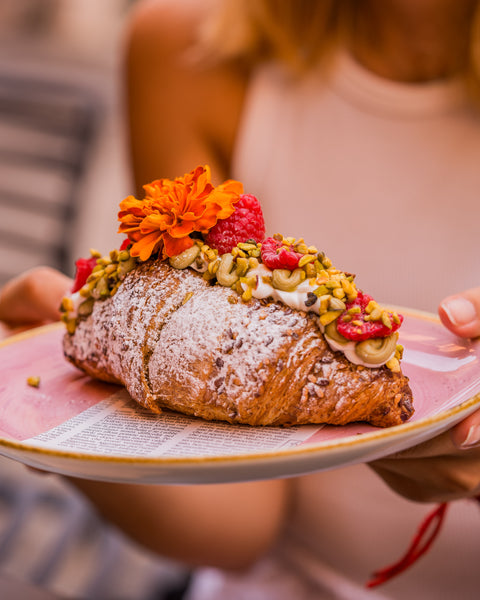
[
  {"left": 438, "top": 287, "right": 480, "bottom": 339},
  {"left": 0, "top": 267, "right": 72, "bottom": 326}
]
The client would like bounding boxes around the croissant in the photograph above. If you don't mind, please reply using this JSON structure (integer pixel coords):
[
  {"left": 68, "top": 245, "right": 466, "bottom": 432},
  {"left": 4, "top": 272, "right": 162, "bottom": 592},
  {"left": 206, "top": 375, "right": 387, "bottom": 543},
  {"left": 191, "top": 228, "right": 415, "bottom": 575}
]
[
  {"left": 62, "top": 259, "right": 413, "bottom": 428},
  {"left": 61, "top": 166, "right": 414, "bottom": 428}
]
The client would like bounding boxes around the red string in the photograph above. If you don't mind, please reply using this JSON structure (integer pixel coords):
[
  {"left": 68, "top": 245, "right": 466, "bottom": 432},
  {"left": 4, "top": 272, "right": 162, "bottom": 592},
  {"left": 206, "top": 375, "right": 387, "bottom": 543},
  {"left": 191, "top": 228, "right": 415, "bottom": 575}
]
[{"left": 366, "top": 495, "right": 480, "bottom": 588}]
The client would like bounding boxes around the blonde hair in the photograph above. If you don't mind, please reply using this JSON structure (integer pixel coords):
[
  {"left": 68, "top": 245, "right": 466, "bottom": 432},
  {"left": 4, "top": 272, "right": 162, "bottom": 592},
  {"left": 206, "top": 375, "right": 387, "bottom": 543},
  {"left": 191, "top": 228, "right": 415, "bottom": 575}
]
[
  {"left": 199, "top": 0, "right": 480, "bottom": 102},
  {"left": 198, "top": 0, "right": 347, "bottom": 71}
]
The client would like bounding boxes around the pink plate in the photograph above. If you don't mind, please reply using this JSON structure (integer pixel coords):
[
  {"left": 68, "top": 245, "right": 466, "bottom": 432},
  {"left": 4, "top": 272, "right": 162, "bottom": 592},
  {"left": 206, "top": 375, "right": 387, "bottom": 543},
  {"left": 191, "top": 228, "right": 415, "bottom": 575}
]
[{"left": 0, "top": 312, "right": 478, "bottom": 485}]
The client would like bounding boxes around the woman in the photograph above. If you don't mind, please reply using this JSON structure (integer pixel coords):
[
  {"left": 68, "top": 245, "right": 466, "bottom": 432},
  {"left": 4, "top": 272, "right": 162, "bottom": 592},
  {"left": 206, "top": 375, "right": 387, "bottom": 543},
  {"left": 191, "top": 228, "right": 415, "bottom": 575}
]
[{"left": 2, "top": 0, "right": 480, "bottom": 597}]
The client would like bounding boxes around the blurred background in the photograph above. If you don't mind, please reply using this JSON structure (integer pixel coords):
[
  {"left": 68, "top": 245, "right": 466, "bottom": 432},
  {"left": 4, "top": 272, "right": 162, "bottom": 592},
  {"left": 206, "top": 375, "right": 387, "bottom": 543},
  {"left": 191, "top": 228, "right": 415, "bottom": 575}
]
[
  {"left": 0, "top": 1, "right": 190, "bottom": 598},
  {"left": 0, "top": 0, "right": 134, "bottom": 288}
]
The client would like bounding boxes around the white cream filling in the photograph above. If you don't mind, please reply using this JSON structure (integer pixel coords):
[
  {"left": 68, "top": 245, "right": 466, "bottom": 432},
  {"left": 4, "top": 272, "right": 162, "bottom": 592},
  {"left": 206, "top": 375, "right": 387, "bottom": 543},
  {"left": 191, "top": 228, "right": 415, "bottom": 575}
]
[
  {"left": 64, "top": 291, "right": 83, "bottom": 320},
  {"left": 249, "top": 265, "right": 317, "bottom": 312}
]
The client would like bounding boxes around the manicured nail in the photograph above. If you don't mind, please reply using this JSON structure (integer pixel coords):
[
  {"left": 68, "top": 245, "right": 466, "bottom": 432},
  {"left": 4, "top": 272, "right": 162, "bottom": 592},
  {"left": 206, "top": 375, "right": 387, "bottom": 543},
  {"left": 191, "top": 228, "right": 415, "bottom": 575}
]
[
  {"left": 441, "top": 297, "right": 477, "bottom": 327},
  {"left": 460, "top": 425, "right": 480, "bottom": 449}
]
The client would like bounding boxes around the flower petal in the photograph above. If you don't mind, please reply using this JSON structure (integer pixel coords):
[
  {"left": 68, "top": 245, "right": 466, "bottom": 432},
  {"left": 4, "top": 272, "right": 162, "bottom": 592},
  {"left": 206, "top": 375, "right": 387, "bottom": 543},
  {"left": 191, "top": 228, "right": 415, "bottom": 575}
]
[
  {"left": 163, "top": 233, "right": 194, "bottom": 257},
  {"left": 130, "top": 231, "right": 164, "bottom": 262}
]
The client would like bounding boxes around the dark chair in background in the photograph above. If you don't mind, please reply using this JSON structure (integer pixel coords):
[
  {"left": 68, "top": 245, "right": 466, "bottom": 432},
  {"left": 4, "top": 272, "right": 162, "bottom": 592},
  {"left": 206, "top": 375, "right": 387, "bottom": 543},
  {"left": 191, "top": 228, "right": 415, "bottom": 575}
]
[
  {"left": 0, "top": 73, "right": 100, "bottom": 285},
  {"left": 0, "top": 462, "right": 189, "bottom": 599}
]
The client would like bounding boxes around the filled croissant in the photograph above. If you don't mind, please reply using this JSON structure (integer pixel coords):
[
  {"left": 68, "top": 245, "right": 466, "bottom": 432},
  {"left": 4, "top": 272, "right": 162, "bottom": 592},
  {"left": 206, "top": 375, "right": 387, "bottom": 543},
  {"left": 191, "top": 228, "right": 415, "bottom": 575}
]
[{"left": 61, "top": 166, "right": 413, "bottom": 427}]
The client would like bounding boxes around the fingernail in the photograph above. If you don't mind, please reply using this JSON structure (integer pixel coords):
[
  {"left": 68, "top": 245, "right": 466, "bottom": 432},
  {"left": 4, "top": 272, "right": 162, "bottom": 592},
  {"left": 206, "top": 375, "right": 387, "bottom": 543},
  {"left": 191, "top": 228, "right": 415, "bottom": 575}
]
[
  {"left": 460, "top": 425, "right": 480, "bottom": 449},
  {"left": 441, "top": 297, "right": 477, "bottom": 327}
]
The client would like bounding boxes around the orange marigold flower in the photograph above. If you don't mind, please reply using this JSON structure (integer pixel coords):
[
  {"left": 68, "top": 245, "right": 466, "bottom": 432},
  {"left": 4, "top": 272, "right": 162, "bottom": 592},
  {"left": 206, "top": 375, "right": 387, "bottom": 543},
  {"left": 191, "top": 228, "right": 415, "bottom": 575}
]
[{"left": 118, "top": 165, "right": 243, "bottom": 261}]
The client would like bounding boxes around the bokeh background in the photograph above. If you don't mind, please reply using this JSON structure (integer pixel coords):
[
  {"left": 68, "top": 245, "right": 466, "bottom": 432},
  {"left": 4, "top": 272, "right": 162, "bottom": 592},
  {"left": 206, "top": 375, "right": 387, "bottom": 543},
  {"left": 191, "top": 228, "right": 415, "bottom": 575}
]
[
  {"left": 0, "top": 0, "right": 134, "bottom": 287},
  {"left": 0, "top": 2, "right": 190, "bottom": 598}
]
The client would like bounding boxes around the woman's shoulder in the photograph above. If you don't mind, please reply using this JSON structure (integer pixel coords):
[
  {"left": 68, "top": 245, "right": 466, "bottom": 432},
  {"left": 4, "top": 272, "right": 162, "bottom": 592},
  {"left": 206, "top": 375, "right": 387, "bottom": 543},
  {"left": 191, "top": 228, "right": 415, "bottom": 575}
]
[
  {"left": 125, "top": 0, "right": 249, "bottom": 184},
  {"left": 126, "top": 0, "right": 209, "bottom": 61}
]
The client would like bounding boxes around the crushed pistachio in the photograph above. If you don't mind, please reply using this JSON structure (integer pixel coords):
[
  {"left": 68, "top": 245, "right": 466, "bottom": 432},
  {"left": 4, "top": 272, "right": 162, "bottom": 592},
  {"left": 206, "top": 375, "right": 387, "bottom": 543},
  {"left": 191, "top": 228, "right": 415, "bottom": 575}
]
[
  {"left": 61, "top": 297, "right": 74, "bottom": 313},
  {"left": 182, "top": 292, "right": 194, "bottom": 305},
  {"left": 381, "top": 312, "right": 393, "bottom": 329},
  {"left": 61, "top": 247, "right": 138, "bottom": 334},
  {"left": 304, "top": 263, "right": 316, "bottom": 278},
  {"left": 332, "top": 287, "right": 346, "bottom": 299},
  {"left": 27, "top": 375, "right": 40, "bottom": 388},
  {"left": 298, "top": 254, "right": 316, "bottom": 268},
  {"left": 319, "top": 310, "right": 342, "bottom": 326},
  {"left": 207, "top": 259, "right": 220, "bottom": 275},
  {"left": 385, "top": 357, "right": 401, "bottom": 372},
  {"left": 235, "top": 257, "right": 249, "bottom": 277},
  {"left": 63, "top": 232, "right": 403, "bottom": 371},
  {"left": 241, "top": 286, "right": 253, "bottom": 301}
]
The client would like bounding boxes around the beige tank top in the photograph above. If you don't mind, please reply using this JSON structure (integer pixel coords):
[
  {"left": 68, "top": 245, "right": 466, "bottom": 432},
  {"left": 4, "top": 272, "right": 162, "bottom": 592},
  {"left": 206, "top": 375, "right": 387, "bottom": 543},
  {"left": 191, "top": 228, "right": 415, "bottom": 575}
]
[{"left": 232, "top": 51, "right": 480, "bottom": 313}]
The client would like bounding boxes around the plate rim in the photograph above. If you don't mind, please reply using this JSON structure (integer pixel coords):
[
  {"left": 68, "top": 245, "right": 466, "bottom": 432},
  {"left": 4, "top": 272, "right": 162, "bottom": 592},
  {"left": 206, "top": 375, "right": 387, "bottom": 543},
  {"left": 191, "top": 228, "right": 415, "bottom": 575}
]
[{"left": 1, "top": 392, "right": 478, "bottom": 465}]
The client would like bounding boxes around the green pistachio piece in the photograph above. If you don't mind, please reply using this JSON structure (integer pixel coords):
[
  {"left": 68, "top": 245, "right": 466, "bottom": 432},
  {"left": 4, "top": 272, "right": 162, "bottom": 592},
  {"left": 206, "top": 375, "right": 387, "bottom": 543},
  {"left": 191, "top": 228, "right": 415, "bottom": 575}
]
[
  {"left": 169, "top": 245, "right": 201, "bottom": 269},
  {"left": 354, "top": 333, "right": 399, "bottom": 365},
  {"left": 271, "top": 268, "right": 304, "bottom": 292},
  {"left": 216, "top": 254, "right": 240, "bottom": 287}
]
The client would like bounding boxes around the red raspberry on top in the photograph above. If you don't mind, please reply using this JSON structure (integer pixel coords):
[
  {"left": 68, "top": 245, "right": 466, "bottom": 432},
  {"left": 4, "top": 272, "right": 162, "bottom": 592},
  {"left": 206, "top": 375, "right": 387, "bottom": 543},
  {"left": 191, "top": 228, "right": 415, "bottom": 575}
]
[
  {"left": 71, "top": 256, "right": 98, "bottom": 293},
  {"left": 260, "top": 237, "right": 303, "bottom": 270},
  {"left": 337, "top": 291, "right": 403, "bottom": 342},
  {"left": 205, "top": 194, "right": 265, "bottom": 254},
  {"left": 119, "top": 238, "right": 131, "bottom": 251}
]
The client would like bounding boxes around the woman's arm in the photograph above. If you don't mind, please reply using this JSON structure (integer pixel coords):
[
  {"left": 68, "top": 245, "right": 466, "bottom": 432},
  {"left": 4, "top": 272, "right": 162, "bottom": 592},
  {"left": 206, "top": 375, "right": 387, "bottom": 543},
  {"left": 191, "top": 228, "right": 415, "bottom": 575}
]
[
  {"left": 69, "top": 478, "right": 290, "bottom": 570},
  {"left": 0, "top": 267, "right": 71, "bottom": 338},
  {"left": 124, "top": 0, "right": 248, "bottom": 191}
]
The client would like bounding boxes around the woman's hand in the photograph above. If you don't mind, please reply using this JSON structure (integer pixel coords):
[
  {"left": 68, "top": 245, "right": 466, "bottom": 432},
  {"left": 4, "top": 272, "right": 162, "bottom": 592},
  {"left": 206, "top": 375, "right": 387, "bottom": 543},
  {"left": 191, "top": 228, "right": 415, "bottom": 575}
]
[
  {"left": 370, "top": 429, "right": 480, "bottom": 503},
  {"left": 440, "top": 285, "right": 480, "bottom": 448},
  {"left": 369, "top": 286, "right": 480, "bottom": 503},
  {"left": 0, "top": 267, "right": 72, "bottom": 339},
  {"left": 438, "top": 286, "right": 480, "bottom": 339}
]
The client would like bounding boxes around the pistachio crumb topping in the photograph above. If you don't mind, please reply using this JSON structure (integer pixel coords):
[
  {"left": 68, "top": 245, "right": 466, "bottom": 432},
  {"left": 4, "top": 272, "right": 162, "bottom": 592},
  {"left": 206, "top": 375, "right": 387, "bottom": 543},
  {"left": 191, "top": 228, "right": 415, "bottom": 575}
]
[
  {"left": 61, "top": 247, "right": 138, "bottom": 333},
  {"left": 27, "top": 375, "right": 40, "bottom": 388},
  {"left": 385, "top": 357, "right": 401, "bottom": 372},
  {"left": 64, "top": 233, "right": 403, "bottom": 372}
]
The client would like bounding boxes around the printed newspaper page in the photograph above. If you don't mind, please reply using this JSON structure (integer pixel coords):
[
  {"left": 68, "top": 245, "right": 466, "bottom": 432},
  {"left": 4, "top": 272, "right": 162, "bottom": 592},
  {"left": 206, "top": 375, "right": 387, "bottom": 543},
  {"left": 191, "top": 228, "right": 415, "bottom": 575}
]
[{"left": 26, "top": 390, "right": 322, "bottom": 457}]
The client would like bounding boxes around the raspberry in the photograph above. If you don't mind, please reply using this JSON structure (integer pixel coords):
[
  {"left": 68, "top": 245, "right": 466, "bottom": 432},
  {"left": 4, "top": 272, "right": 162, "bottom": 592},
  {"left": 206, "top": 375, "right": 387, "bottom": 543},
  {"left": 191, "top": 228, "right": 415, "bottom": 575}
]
[
  {"left": 260, "top": 237, "right": 303, "bottom": 270},
  {"left": 337, "top": 291, "right": 403, "bottom": 341},
  {"left": 119, "top": 238, "right": 131, "bottom": 251},
  {"left": 71, "top": 256, "right": 98, "bottom": 293},
  {"left": 205, "top": 194, "right": 265, "bottom": 254}
]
